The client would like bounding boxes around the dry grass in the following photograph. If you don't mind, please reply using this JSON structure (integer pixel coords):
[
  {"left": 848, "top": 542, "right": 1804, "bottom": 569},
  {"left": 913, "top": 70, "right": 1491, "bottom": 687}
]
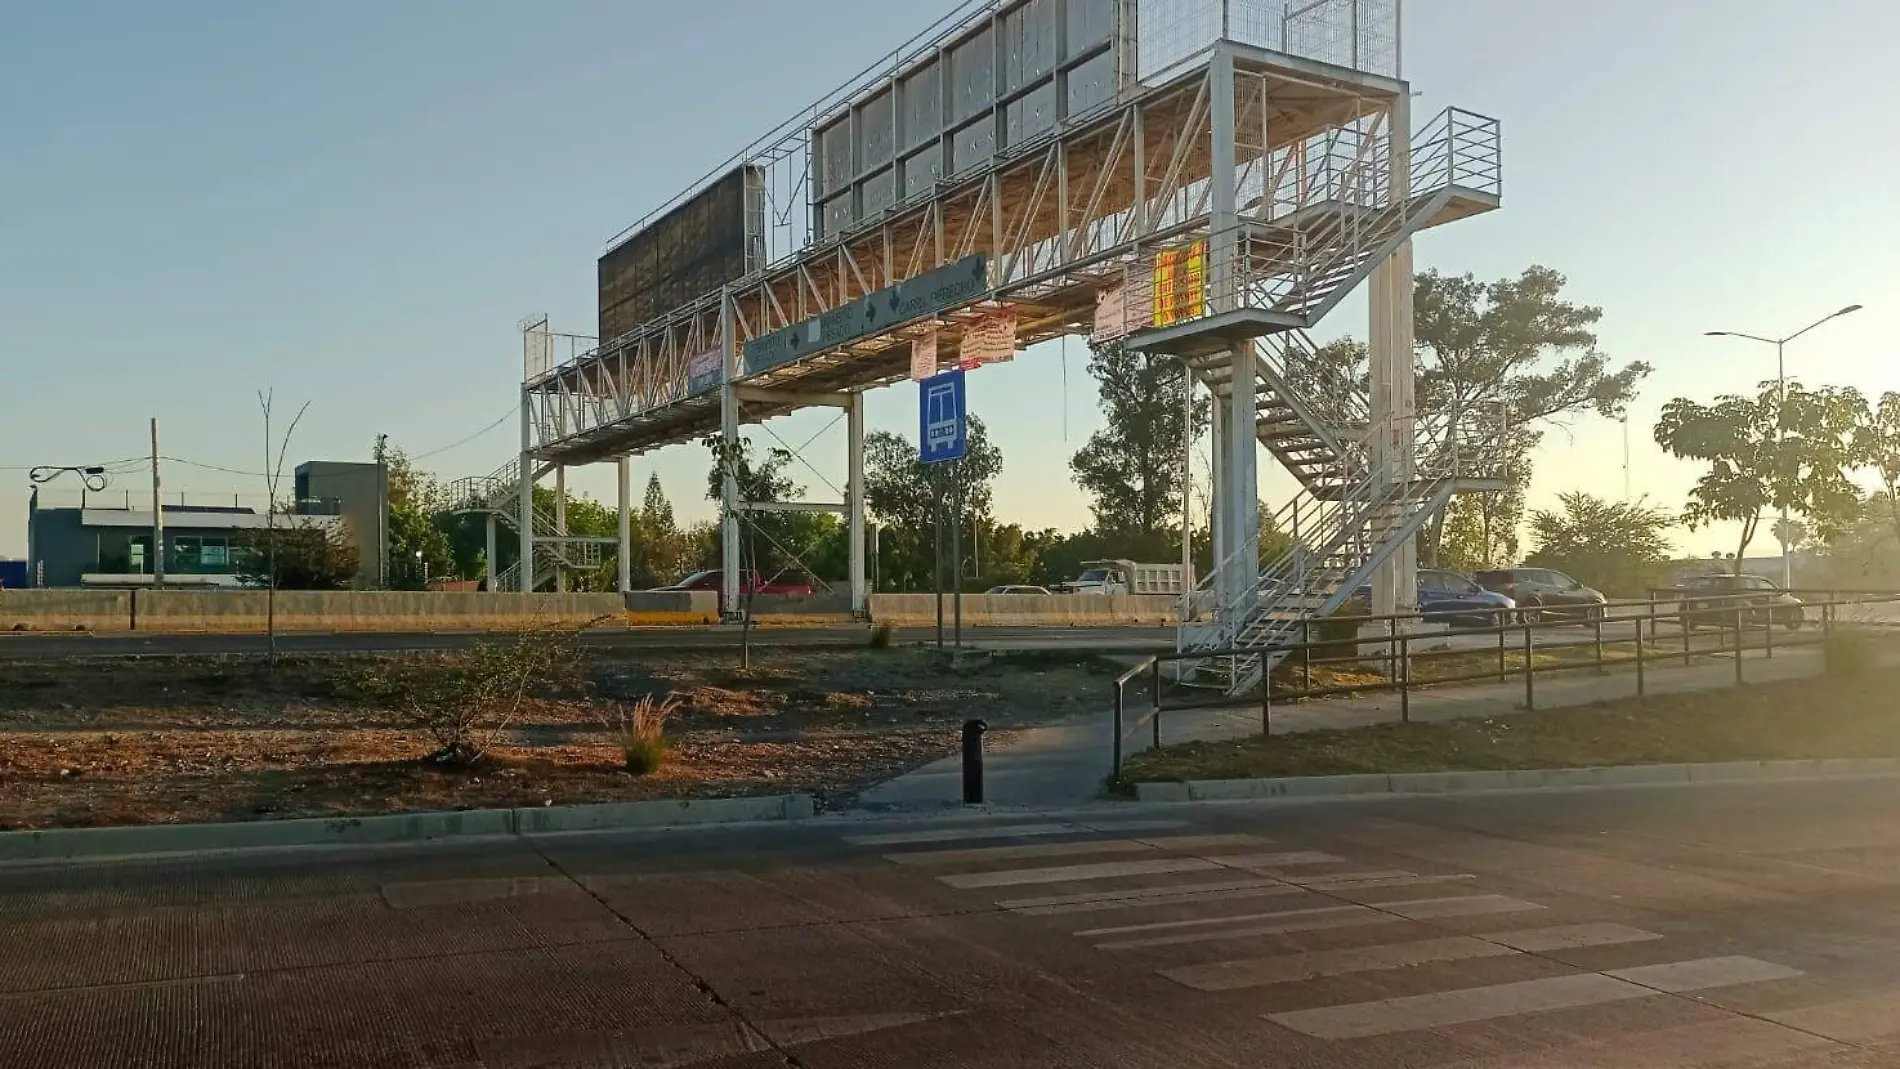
[
  {"left": 0, "top": 646, "right": 1114, "bottom": 829},
  {"left": 1127, "top": 665, "right": 1900, "bottom": 784},
  {"left": 594, "top": 695, "right": 679, "bottom": 775}
]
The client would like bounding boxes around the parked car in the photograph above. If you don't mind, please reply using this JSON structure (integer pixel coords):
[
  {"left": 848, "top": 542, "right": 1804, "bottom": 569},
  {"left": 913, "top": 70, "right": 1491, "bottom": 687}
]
[
  {"left": 1678, "top": 573, "right": 1806, "bottom": 630},
  {"left": 1418, "top": 569, "right": 1516, "bottom": 628},
  {"left": 984, "top": 584, "right": 1051, "bottom": 595},
  {"left": 650, "top": 569, "right": 816, "bottom": 612},
  {"left": 1475, "top": 568, "right": 1607, "bottom": 622},
  {"left": 1351, "top": 569, "right": 1515, "bottom": 628}
]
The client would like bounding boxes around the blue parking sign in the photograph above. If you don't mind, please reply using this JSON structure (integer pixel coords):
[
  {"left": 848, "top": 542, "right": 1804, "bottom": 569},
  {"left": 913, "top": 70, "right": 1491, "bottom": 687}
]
[{"left": 919, "top": 368, "right": 967, "bottom": 465}]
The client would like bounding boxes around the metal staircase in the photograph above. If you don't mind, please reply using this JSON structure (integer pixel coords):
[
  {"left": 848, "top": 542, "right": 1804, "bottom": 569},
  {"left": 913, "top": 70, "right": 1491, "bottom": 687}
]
[
  {"left": 1187, "top": 330, "right": 1370, "bottom": 499},
  {"left": 1179, "top": 400, "right": 1506, "bottom": 694},
  {"left": 448, "top": 459, "right": 608, "bottom": 593},
  {"left": 1153, "top": 107, "right": 1505, "bottom": 696},
  {"left": 1240, "top": 108, "right": 1500, "bottom": 329}
]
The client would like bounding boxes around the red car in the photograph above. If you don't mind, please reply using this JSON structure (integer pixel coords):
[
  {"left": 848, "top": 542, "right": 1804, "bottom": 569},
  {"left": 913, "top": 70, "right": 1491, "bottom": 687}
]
[{"left": 652, "top": 569, "right": 816, "bottom": 612}]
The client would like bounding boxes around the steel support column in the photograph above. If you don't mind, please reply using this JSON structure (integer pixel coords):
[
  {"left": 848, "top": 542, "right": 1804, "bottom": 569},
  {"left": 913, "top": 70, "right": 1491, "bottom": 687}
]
[
  {"left": 1369, "top": 93, "right": 1417, "bottom": 618},
  {"left": 847, "top": 391, "right": 868, "bottom": 615},
  {"left": 517, "top": 387, "right": 535, "bottom": 595},
  {"left": 484, "top": 514, "right": 498, "bottom": 594},
  {"left": 616, "top": 456, "right": 632, "bottom": 594},
  {"left": 719, "top": 293, "right": 743, "bottom": 617},
  {"left": 553, "top": 464, "right": 568, "bottom": 594},
  {"left": 1208, "top": 45, "right": 1257, "bottom": 618}
]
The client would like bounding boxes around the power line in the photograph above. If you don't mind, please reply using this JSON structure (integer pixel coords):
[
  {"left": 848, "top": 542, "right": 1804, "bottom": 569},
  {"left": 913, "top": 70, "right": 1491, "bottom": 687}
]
[{"left": 409, "top": 409, "right": 514, "bottom": 461}]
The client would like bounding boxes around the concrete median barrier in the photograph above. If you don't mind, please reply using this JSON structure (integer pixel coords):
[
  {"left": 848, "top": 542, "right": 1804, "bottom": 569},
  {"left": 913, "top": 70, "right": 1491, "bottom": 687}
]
[
  {"left": 136, "top": 591, "right": 635, "bottom": 633},
  {"left": 867, "top": 593, "right": 1179, "bottom": 628},
  {"left": 624, "top": 591, "right": 720, "bottom": 625},
  {"left": 0, "top": 590, "right": 132, "bottom": 632}
]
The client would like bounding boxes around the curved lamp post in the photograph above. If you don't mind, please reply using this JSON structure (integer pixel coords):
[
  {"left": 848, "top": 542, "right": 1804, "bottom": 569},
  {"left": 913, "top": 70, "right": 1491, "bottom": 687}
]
[{"left": 1705, "top": 304, "right": 1863, "bottom": 587}]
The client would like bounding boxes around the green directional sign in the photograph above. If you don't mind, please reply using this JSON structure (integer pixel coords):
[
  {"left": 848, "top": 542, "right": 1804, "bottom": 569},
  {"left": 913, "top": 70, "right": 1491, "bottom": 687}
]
[{"left": 743, "top": 255, "right": 988, "bottom": 377}]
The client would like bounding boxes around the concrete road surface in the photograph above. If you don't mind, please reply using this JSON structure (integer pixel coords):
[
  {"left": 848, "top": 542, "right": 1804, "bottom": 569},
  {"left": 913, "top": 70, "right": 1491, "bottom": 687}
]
[{"left": 6, "top": 778, "right": 1900, "bottom": 1066}]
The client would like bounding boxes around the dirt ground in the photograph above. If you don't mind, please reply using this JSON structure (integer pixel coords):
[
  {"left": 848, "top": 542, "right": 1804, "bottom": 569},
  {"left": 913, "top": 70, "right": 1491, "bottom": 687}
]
[{"left": 0, "top": 646, "right": 1117, "bottom": 830}]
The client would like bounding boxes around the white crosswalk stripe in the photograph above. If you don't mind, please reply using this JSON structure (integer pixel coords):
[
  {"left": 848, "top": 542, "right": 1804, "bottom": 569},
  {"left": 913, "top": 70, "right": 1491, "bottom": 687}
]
[
  {"left": 843, "top": 819, "right": 1186, "bottom": 847},
  {"left": 1095, "top": 906, "right": 1403, "bottom": 949},
  {"left": 884, "top": 834, "right": 1267, "bottom": 867},
  {"left": 851, "top": 825, "right": 1812, "bottom": 1046},
  {"left": 1265, "top": 957, "right": 1804, "bottom": 1039}
]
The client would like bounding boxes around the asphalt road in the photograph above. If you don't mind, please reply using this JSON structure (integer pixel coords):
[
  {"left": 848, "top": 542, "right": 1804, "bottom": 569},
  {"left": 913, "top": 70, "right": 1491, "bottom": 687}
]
[
  {"left": 5, "top": 778, "right": 1900, "bottom": 1066},
  {"left": 0, "top": 625, "right": 1181, "bottom": 659}
]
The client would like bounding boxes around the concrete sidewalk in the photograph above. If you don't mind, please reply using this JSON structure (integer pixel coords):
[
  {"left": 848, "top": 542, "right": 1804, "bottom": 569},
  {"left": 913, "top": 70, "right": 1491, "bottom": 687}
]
[{"left": 857, "top": 642, "right": 1839, "bottom": 810}]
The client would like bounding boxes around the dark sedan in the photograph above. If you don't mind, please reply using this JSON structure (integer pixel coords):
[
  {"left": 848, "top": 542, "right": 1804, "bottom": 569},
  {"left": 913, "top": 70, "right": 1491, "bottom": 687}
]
[
  {"left": 1679, "top": 573, "right": 1806, "bottom": 630},
  {"left": 1353, "top": 569, "right": 1516, "bottom": 628},
  {"left": 1476, "top": 568, "right": 1607, "bottom": 623}
]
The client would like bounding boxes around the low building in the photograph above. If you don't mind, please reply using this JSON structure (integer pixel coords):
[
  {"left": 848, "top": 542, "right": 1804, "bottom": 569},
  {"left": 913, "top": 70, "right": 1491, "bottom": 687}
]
[
  {"left": 25, "top": 504, "right": 348, "bottom": 588},
  {"left": 295, "top": 461, "right": 387, "bottom": 588},
  {"left": 23, "top": 458, "right": 387, "bottom": 589}
]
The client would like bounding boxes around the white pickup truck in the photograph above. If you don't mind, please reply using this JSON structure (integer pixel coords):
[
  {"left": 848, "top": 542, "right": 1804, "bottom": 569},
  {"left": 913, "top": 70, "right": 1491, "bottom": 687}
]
[{"left": 1053, "top": 559, "right": 1189, "bottom": 597}]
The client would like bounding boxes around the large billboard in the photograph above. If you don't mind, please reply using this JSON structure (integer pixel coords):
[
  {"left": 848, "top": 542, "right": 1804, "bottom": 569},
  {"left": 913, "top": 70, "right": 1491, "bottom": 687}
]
[
  {"left": 811, "top": 0, "right": 1126, "bottom": 241},
  {"left": 598, "top": 166, "right": 762, "bottom": 344}
]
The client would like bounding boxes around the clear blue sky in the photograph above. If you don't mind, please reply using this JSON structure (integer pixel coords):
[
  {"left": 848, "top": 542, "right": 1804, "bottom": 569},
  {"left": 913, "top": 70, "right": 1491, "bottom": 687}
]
[{"left": 5, "top": 0, "right": 1898, "bottom": 561}]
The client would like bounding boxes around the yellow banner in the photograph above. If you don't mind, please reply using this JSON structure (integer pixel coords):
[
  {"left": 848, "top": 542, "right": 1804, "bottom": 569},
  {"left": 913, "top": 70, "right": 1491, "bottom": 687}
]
[{"left": 1152, "top": 241, "right": 1207, "bottom": 327}]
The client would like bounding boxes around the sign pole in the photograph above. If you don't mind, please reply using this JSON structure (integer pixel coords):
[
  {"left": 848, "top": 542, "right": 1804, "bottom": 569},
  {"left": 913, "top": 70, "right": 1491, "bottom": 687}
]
[
  {"left": 934, "top": 488, "right": 945, "bottom": 650},
  {"left": 953, "top": 460, "right": 964, "bottom": 651},
  {"left": 918, "top": 366, "right": 969, "bottom": 654}
]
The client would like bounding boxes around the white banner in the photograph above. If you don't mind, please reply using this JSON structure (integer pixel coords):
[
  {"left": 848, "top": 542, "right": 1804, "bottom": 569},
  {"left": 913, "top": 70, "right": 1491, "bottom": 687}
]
[
  {"left": 686, "top": 343, "right": 724, "bottom": 395},
  {"left": 960, "top": 307, "right": 1017, "bottom": 368},
  {"left": 1092, "top": 273, "right": 1154, "bottom": 344},
  {"left": 910, "top": 330, "right": 938, "bottom": 381}
]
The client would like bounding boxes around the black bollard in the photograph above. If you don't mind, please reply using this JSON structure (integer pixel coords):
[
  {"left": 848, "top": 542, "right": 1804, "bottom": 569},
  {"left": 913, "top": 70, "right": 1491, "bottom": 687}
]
[{"left": 961, "top": 719, "right": 988, "bottom": 805}]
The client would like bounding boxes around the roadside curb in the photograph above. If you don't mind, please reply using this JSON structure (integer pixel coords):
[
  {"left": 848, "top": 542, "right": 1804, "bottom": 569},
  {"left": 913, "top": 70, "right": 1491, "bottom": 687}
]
[
  {"left": 0, "top": 794, "right": 816, "bottom": 863},
  {"left": 1131, "top": 758, "right": 1900, "bottom": 803}
]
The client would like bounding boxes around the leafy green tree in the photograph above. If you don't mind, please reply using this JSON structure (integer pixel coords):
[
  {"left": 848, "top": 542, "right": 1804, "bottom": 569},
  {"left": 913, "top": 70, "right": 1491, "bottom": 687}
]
[
  {"left": 1654, "top": 380, "right": 1865, "bottom": 572},
  {"left": 1315, "top": 267, "right": 1648, "bottom": 563},
  {"left": 863, "top": 416, "right": 1003, "bottom": 591},
  {"left": 1071, "top": 344, "right": 1208, "bottom": 538},
  {"left": 1524, "top": 492, "right": 1675, "bottom": 597},
  {"left": 1852, "top": 391, "right": 1900, "bottom": 547},
  {"left": 701, "top": 436, "right": 836, "bottom": 580},
  {"left": 372, "top": 442, "right": 456, "bottom": 588},
  {"left": 234, "top": 522, "right": 359, "bottom": 591}
]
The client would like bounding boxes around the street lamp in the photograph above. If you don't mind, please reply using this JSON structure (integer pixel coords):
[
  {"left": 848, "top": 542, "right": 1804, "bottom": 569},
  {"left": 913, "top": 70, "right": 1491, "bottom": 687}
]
[
  {"left": 28, "top": 465, "right": 108, "bottom": 491},
  {"left": 1705, "top": 304, "right": 1863, "bottom": 587}
]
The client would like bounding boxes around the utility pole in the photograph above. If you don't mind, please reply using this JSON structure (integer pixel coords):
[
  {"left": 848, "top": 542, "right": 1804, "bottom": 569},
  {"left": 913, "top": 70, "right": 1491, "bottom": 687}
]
[
  {"left": 150, "top": 418, "right": 164, "bottom": 587},
  {"left": 1622, "top": 415, "right": 1632, "bottom": 502},
  {"left": 377, "top": 433, "right": 394, "bottom": 588}
]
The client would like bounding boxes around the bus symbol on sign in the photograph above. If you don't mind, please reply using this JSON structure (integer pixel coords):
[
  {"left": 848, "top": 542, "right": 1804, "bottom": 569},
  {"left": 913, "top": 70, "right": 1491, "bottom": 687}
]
[{"left": 919, "top": 369, "right": 967, "bottom": 465}]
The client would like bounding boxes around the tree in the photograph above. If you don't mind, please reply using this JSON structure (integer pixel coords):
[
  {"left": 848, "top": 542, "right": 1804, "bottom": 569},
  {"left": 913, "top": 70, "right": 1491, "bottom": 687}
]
[
  {"left": 1654, "top": 380, "right": 1864, "bottom": 572},
  {"left": 374, "top": 441, "right": 455, "bottom": 588},
  {"left": 1852, "top": 391, "right": 1900, "bottom": 547},
  {"left": 701, "top": 436, "right": 835, "bottom": 580},
  {"left": 1315, "top": 267, "right": 1649, "bottom": 562},
  {"left": 1524, "top": 492, "right": 1674, "bottom": 598},
  {"left": 234, "top": 522, "right": 359, "bottom": 590},
  {"left": 863, "top": 416, "right": 1003, "bottom": 591},
  {"left": 1071, "top": 344, "right": 1208, "bottom": 538},
  {"left": 1435, "top": 445, "right": 1530, "bottom": 570}
]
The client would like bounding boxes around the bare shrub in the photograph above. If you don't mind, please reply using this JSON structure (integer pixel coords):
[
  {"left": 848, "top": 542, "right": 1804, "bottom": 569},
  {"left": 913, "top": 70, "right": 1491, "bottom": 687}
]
[
  {"left": 868, "top": 623, "right": 896, "bottom": 649},
  {"left": 595, "top": 694, "right": 680, "bottom": 775},
  {"left": 348, "top": 625, "right": 586, "bottom": 766}
]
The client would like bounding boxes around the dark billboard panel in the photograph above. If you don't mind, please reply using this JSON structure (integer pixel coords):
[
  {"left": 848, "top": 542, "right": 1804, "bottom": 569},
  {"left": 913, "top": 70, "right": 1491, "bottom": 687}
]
[{"left": 598, "top": 166, "right": 760, "bottom": 344}]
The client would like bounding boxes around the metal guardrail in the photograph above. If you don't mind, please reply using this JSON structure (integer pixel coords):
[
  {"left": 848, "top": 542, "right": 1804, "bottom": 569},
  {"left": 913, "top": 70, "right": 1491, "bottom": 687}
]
[{"left": 1111, "top": 589, "right": 1900, "bottom": 782}]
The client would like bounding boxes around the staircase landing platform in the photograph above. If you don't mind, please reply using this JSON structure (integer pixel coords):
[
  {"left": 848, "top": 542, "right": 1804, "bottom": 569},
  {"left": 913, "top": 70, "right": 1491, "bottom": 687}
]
[{"left": 1124, "top": 308, "right": 1305, "bottom": 360}]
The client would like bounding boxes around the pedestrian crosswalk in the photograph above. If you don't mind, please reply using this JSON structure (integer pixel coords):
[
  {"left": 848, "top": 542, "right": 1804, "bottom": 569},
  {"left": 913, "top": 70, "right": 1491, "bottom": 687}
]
[{"left": 841, "top": 818, "right": 1820, "bottom": 1051}]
